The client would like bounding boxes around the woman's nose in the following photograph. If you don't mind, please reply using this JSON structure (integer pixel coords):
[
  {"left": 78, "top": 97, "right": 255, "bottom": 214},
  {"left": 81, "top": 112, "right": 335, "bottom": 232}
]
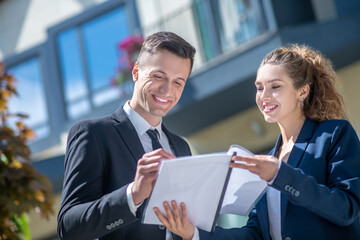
[{"left": 260, "top": 88, "right": 271, "bottom": 100}]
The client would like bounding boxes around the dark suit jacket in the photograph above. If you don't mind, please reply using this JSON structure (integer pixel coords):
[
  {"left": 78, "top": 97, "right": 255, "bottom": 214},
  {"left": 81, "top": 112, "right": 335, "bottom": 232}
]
[
  {"left": 200, "top": 118, "right": 360, "bottom": 240},
  {"left": 57, "top": 107, "right": 191, "bottom": 240}
]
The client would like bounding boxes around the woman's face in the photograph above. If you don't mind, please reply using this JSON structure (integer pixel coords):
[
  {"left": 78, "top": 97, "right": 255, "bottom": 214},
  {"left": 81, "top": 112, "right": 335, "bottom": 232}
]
[{"left": 255, "top": 64, "right": 305, "bottom": 124}]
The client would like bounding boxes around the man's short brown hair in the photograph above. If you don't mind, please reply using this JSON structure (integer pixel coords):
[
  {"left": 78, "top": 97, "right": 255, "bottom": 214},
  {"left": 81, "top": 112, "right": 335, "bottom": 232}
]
[{"left": 137, "top": 31, "right": 196, "bottom": 73}]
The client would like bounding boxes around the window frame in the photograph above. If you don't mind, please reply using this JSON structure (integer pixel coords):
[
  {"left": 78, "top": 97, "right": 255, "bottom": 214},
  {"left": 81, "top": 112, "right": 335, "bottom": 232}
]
[
  {"left": 46, "top": 0, "right": 140, "bottom": 129},
  {"left": 193, "top": 0, "right": 276, "bottom": 60},
  {"left": 3, "top": 44, "right": 59, "bottom": 154}
]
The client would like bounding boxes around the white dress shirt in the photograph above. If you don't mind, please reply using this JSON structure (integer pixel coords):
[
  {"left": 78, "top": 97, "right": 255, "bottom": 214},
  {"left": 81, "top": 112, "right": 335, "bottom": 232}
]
[
  {"left": 123, "top": 101, "right": 174, "bottom": 240},
  {"left": 267, "top": 160, "right": 282, "bottom": 240},
  {"left": 267, "top": 187, "right": 282, "bottom": 240}
]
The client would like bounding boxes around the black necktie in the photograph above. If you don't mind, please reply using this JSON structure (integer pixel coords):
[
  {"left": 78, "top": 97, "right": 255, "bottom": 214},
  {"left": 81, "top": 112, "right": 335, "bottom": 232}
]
[{"left": 146, "top": 129, "right": 162, "bottom": 150}]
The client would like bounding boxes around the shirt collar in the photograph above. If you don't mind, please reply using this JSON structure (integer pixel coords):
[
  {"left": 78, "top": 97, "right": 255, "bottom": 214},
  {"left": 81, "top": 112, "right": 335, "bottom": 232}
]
[{"left": 123, "top": 101, "right": 163, "bottom": 138}]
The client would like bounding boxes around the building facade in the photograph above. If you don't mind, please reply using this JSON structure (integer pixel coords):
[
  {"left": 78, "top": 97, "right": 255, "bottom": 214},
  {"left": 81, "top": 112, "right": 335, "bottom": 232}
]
[{"left": 1, "top": 0, "right": 360, "bottom": 238}]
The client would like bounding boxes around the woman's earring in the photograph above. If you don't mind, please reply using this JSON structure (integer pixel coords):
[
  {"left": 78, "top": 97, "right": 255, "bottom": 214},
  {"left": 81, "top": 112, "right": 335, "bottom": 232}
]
[{"left": 300, "top": 99, "right": 304, "bottom": 108}]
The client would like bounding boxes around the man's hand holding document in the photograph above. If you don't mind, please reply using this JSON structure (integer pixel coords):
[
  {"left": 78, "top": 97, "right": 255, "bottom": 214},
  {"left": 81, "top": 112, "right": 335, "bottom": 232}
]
[{"left": 142, "top": 145, "right": 268, "bottom": 232}]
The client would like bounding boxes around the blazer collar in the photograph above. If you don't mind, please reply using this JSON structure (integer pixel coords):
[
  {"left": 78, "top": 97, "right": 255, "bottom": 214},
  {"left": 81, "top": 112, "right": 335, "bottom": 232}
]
[
  {"left": 161, "top": 124, "right": 181, "bottom": 157},
  {"left": 297, "top": 117, "right": 317, "bottom": 141},
  {"left": 112, "top": 107, "right": 145, "bottom": 163},
  {"left": 111, "top": 107, "right": 183, "bottom": 160},
  {"left": 272, "top": 118, "right": 316, "bottom": 168},
  {"left": 287, "top": 118, "right": 316, "bottom": 167}
]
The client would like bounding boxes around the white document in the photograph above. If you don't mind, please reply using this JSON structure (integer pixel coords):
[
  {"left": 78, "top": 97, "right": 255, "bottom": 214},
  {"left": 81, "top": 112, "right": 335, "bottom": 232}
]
[
  {"left": 142, "top": 153, "right": 231, "bottom": 232},
  {"left": 221, "top": 145, "right": 268, "bottom": 215},
  {"left": 142, "top": 145, "right": 267, "bottom": 232}
]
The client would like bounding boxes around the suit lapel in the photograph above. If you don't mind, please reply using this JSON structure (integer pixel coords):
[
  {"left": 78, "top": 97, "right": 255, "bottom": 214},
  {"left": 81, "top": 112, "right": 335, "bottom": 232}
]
[
  {"left": 112, "top": 107, "right": 145, "bottom": 163},
  {"left": 287, "top": 118, "right": 316, "bottom": 168},
  {"left": 256, "top": 194, "right": 270, "bottom": 240},
  {"left": 162, "top": 124, "right": 181, "bottom": 156},
  {"left": 273, "top": 118, "right": 316, "bottom": 168},
  {"left": 280, "top": 193, "right": 288, "bottom": 229}
]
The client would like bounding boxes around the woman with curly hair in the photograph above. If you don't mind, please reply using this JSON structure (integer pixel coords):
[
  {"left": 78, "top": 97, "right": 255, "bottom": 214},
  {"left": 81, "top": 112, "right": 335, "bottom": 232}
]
[{"left": 154, "top": 44, "right": 360, "bottom": 240}]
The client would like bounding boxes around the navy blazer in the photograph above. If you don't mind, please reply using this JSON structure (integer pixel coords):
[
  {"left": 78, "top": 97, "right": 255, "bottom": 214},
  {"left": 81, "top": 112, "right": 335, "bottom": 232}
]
[
  {"left": 57, "top": 107, "right": 191, "bottom": 240},
  {"left": 200, "top": 118, "right": 360, "bottom": 240}
]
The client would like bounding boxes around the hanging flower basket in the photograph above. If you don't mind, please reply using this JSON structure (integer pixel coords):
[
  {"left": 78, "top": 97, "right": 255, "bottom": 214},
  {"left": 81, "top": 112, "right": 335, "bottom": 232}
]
[{"left": 110, "top": 35, "right": 144, "bottom": 97}]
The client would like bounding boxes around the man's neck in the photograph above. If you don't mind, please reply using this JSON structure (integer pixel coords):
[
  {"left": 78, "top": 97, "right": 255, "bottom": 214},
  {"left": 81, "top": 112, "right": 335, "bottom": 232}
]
[{"left": 128, "top": 101, "right": 161, "bottom": 127}]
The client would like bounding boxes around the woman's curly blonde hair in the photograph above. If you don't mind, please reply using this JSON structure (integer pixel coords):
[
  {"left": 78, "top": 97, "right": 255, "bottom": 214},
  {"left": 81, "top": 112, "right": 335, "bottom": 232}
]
[{"left": 259, "top": 44, "right": 347, "bottom": 121}]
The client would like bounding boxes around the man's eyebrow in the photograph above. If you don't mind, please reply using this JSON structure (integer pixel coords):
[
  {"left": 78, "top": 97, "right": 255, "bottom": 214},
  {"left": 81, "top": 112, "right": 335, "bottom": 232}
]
[
  {"left": 150, "top": 69, "right": 166, "bottom": 75},
  {"left": 150, "top": 69, "right": 186, "bottom": 82}
]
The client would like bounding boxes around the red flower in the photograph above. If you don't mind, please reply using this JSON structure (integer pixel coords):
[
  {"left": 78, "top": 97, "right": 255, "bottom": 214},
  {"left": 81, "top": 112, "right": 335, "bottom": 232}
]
[
  {"left": 118, "top": 35, "right": 144, "bottom": 54},
  {"left": 111, "top": 35, "right": 144, "bottom": 87}
]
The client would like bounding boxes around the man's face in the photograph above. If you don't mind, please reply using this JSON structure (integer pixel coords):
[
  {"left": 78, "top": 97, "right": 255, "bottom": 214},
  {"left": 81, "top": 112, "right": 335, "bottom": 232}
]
[{"left": 130, "top": 49, "right": 191, "bottom": 126}]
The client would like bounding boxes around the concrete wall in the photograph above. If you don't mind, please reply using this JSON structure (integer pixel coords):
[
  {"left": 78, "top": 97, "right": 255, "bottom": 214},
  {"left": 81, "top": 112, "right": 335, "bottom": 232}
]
[
  {"left": 337, "top": 61, "right": 360, "bottom": 133},
  {"left": 0, "top": 0, "right": 107, "bottom": 60},
  {"left": 28, "top": 194, "right": 62, "bottom": 239},
  {"left": 187, "top": 106, "right": 279, "bottom": 155}
]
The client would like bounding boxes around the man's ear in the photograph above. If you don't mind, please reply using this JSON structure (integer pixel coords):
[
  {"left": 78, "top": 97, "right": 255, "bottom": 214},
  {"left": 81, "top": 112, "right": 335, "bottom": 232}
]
[{"left": 132, "top": 62, "right": 139, "bottom": 82}]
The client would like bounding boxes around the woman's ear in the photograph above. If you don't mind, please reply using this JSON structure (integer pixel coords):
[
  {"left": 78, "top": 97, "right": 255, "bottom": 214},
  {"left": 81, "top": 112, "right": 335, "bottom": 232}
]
[
  {"left": 299, "top": 84, "right": 310, "bottom": 101},
  {"left": 132, "top": 62, "right": 139, "bottom": 82}
]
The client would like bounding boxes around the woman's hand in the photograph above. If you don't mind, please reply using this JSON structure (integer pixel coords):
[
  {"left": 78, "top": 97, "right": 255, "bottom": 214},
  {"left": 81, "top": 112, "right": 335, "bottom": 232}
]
[
  {"left": 231, "top": 155, "right": 280, "bottom": 182},
  {"left": 154, "top": 200, "right": 195, "bottom": 240}
]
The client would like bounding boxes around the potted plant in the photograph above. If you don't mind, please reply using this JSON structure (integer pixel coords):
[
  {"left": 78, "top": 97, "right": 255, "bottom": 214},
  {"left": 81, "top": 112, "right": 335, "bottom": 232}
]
[{"left": 0, "top": 62, "right": 54, "bottom": 240}]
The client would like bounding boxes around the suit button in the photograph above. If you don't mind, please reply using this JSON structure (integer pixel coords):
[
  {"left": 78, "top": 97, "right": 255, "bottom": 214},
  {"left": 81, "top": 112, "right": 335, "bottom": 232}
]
[
  {"left": 115, "top": 219, "right": 123, "bottom": 226},
  {"left": 106, "top": 225, "right": 111, "bottom": 230},
  {"left": 284, "top": 237, "right": 291, "bottom": 240},
  {"left": 295, "top": 191, "right": 300, "bottom": 197},
  {"left": 159, "top": 225, "right": 165, "bottom": 230},
  {"left": 110, "top": 223, "right": 115, "bottom": 228}
]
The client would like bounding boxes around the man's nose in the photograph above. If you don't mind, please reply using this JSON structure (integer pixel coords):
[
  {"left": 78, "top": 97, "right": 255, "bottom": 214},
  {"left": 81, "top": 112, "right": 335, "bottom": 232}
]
[{"left": 159, "top": 80, "right": 172, "bottom": 94}]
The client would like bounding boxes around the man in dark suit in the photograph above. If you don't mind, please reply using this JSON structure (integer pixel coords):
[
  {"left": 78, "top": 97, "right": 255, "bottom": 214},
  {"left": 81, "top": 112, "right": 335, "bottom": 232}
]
[{"left": 57, "top": 31, "right": 196, "bottom": 240}]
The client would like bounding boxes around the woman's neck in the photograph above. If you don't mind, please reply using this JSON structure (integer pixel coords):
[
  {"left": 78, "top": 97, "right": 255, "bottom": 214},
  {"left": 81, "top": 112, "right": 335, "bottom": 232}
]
[{"left": 278, "top": 114, "right": 306, "bottom": 146}]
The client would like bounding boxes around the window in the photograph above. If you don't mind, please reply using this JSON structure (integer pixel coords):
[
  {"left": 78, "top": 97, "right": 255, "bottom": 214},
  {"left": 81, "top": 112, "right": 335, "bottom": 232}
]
[
  {"left": 214, "top": 0, "right": 267, "bottom": 51},
  {"left": 56, "top": 6, "right": 131, "bottom": 120},
  {"left": 8, "top": 57, "right": 50, "bottom": 140},
  {"left": 194, "top": 0, "right": 268, "bottom": 59},
  {"left": 57, "top": 28, "right": 91, "bottom": 120}
]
